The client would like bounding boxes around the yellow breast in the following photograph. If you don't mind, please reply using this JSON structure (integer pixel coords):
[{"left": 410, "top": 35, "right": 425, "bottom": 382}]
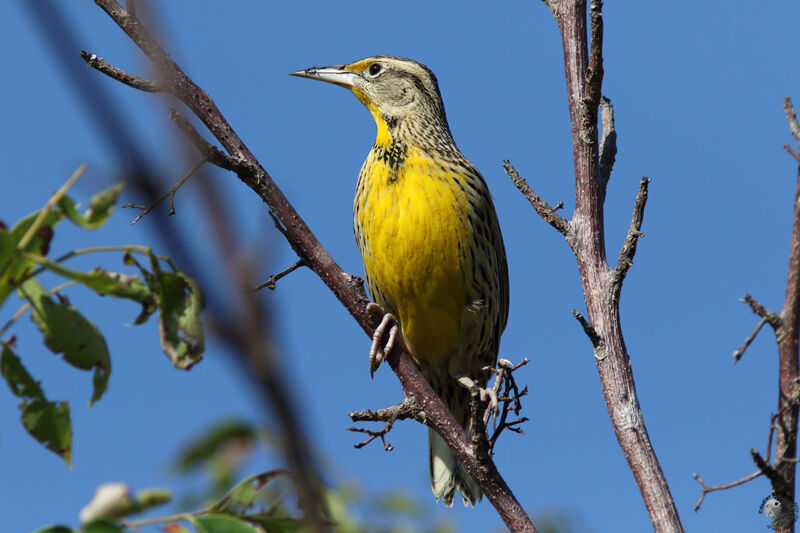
[{"left": 355, "top": 145, "right": 471, "bottom": 361}]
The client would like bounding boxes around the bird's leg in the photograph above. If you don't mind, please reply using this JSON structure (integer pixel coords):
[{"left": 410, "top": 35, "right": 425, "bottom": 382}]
[
  {"left": 366, "top": 302, "right": 399, "bottom": 377},
  {"left": 455, "top": 374, "right": 499, "bottom": 427}
]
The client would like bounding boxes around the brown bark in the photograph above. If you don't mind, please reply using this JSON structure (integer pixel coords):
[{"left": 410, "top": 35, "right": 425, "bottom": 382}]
[{"left": 516, "top": 1, "right": 684, "bottom": 531}]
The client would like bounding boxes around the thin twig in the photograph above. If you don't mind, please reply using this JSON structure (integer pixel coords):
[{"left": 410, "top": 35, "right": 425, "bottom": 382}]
[
  {"left": 503, "top": 160, "right": 571, "bottom": 239},
  {"left": 610, "top": 177, "right": 650, "bottom": 289},
  {"left": 733, "top": 316, "right": 768, "bottom": 363},
  {"left": 169, "top": 109, "right": 236, "bottom": 170},
  {"left": 741, "top": 294, "right": 781, "bottom": 329},
  {"left": 692, "top": 413, "right": 778, "bottom": 511},
  {"left": 692, "top": 471, "right": 762, "bottom": 512},
  {"left": 250, "top": 261, "right": 306, "bottom": 292},
  {"left": 80, "top": 51, "right": 163, "bottom": 92},
  {"left": 348, "top": 422, "right": 397, "bottom": 451},
  {"left": 753, "top": 448, "right": 789, "bottom": 494},
  {"left": 598, "top": 97, "right": 617, "bottom": 202},
  {"left": 785, "top": 144, "right": 800, "bottom": 165},
  {"left": 584, "top": 0, "right": 604, "bottom": 109},
  {"left": 784, "top": 98, "right": 800, "bottom": 144},
  {"left": 571, "top": 310, "right": 605, "bottom": 354},
  {"left": 487, "top": 358, "right": 530, "bottom": 453},
  {"left": 123, "top": 156, "right": 207, "bottom": 224},
  {"left": 348, "top": 399, "right": 426, "bottom": 426}
]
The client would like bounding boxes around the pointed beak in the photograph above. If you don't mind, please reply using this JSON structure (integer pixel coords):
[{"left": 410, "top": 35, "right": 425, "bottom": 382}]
[{"left": 289, "top": 65, "right": 360, "bottom": 88}]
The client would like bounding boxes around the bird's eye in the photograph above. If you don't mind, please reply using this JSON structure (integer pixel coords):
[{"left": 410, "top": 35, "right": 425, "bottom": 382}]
[{"left": 368, "top": 63, "right": 382, "bottom": 76}]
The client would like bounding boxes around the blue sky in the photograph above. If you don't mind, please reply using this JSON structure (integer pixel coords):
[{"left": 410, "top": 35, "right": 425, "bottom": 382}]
[{"left": 2, "top": 1, "right": 800, "bottom": 532}]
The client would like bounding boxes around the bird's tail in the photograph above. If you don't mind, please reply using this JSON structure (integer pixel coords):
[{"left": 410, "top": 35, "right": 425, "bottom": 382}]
[{"left": 428, "top": 385, "right": 481, "bottom": 507}]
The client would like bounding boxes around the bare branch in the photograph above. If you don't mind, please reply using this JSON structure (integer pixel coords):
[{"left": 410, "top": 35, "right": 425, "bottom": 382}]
[
  {"left": 503, "top": 160, "right": 572, "bottom": 239},
  {"left": 753, "top": 448, "right": 790, "bottom": 494},
  {"left": 785, "top": 97, "right": 800, "bottom": 144},
  {"left": 733, "top": 317, "right": 769, "bottom": 363},
  {"left": 610, "top": 177, "right": 650, "bottom": 289},
  {"left": 585, "top": 0, "right": 604, "bottom": 109},
  {"left": 251, "top": 261, "right": 306, "bottom": 292},
  {"left": 123, "top": 156, "right": 206, "bottom": 224},
  {"left": 598, "top": 97, "right": 617, "bottom": 202},
  {"left": 169, "top": 109, "right": 236, "bottom": 170},
  {"left": 571, "top": 310, "right": 605, "bottom": 355},
  {"left": 487, "top": 359, "right": 530, "bottom": 453},
  {"left": 786, "top": 145, "right": 800, "bottom": 165},
  {"left": 741, "top": 294, "right": 781, "bottom": 329},
  {"left": 348, "top": 400, "right": 426, "bottom": 425},
  {"left": 692, "top": 470, "right": 762, "bottom": 512},
  {"left": 693, "top": 413, "right": 777, "bottom": 511},
  {"left": 80, "top": 51, "right": 163, "bottom": 92},
  {"left": 545, "top": 1, "right": 683, "bottom": 530}
]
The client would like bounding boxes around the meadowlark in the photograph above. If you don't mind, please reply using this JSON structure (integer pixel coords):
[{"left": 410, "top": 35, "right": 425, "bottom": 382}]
[{"left": 292, "top": 56, "right": 509, "bottom": 507}]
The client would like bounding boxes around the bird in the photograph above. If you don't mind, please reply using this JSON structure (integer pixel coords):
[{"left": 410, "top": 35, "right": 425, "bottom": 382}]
[{"left": 291, "top": 56, "right": 509, "bottom": 507}]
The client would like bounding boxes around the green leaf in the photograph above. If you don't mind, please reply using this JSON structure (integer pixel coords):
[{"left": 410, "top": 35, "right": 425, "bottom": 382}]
[
  {"left": 59, "top": 183, "right": 125, "bottom": 230},
  {"left": 241, "top": 516, "right": 304, "bottom": 533},
  {"left": 0, "top": 210, "right": 62, "bottom": 306},
  {"left": 82, "top": 519, "right": 127, "bottom": 533},
  {"left": 1, "top": 342, "right": 44, "bottom": 398},
  {"left": 154, "top": 264, "right": 204, "bottom": 370},
  {"left": 10, "top": 208, "right": 63, "bottom": 255},
  {"left": 191, "top": 515, "right": 260, "bottom": 533},
  {"left": 21, "top": 278, "right": 111, "bottom": 405},
  {"left": 22, "top": 399, "right": 72, "bottom": 465},
  {"left": 176, "top": 420, "right": 257, "bottom": 473},
  {"left": 0, "top": 227, "right": 17, "bottom": 305},
  {"left": 210, "top": 470, "right": 289, "bottom": 513},
  {"left": 133, "top": 487, "right": 172, "bottom": 512},
  {"left": 32, "top": 526, "right": 75, "bottom": 533},
  {"left": 1, "top": 344, "right": 72, "bottom": 465},
  {"left": 32, "top": 258, "right": 157, "bottom": 325}
]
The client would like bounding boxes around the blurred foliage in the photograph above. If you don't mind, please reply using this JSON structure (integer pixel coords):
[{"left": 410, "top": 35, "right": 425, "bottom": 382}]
[
  {"left": 0, "top": 165, "right": 205, "bottom": 464},
  {"left": 15, "top": 170, "right": 587, "bottom": 533}
]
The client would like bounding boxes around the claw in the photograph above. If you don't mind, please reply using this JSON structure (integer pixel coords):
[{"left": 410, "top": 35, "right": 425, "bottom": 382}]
[
  {"left": 367, "top": 303, "right": 399, "bottom": 377},
  {"left": 456, "top": 375, "right": 500, "bottom": 427}
]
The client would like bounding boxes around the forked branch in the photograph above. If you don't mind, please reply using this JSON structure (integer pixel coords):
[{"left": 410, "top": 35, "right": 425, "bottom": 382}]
[
  {"left": 698, "top": 98, "right": 800, "bottom": 531},
  {"left": 515, "top": 1, "right": 683, "bottom": 531}
]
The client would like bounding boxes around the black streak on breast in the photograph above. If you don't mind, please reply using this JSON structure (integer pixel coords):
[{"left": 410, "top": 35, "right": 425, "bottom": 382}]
[{"left": 374, "top": 139, "right": 407, "bottom": 182}]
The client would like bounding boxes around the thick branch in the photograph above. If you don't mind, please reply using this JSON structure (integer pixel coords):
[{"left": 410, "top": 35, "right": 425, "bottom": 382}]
[
  {"left": 772, "top": 100, "right": 800, "bottom": 531},
  {"left": 89, "top": 1, "right": 535, "bottom": 530},
  {"left": 543, "top": 1, "right": 683, "bottom": 531}
]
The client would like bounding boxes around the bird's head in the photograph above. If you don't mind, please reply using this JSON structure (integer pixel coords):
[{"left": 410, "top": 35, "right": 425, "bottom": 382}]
[{"left": 291, "top": 56, "right": 450, "bottom": 145}]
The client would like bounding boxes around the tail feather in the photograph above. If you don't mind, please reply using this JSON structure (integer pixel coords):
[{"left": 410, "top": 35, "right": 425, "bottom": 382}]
[{"left": 429, "top": 427, "right": 481, "bottom": 506}]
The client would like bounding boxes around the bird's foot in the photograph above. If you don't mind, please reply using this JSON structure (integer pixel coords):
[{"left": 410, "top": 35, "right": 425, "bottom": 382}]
[
  {"left": 366, "top": 302, "right": 399, "bottom": 377},
  {"left": 456, "top": 375, "right": 499, "bottom": 426}
]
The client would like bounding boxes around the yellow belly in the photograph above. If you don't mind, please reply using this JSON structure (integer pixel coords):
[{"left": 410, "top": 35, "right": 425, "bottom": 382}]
[{"left": 355, "top": 147, "right": 471, "bottom": 361}]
